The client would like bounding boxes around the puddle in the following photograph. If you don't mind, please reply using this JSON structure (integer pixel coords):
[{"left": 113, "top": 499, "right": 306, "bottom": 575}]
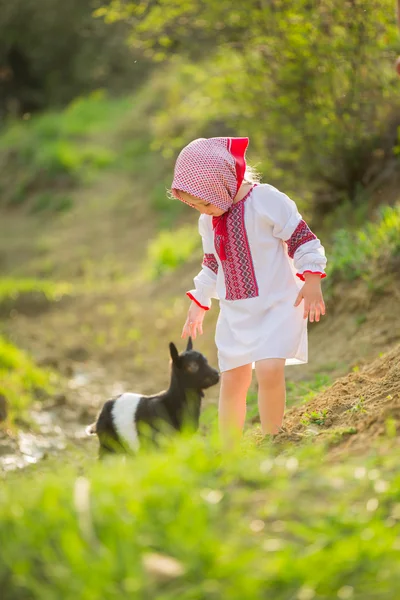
[
  {"left": 0, "top": 409, "right": 67, "bottom": 472},
  {"left": 1, "top": 364, "right": 129, "bottom": 473}
]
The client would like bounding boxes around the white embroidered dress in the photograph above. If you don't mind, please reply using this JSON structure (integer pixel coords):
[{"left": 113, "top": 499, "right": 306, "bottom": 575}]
[{"left": 187, "top": 184, "right": 327, "bottom": 372}]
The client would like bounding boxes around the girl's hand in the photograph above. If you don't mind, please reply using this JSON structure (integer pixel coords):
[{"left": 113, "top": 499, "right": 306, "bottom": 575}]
[
  {"left": 294, "top": 274, "right": 326, "bottom": 322},
  {"left": 181, "top": 301, "right": 207, "bottom": 340}
]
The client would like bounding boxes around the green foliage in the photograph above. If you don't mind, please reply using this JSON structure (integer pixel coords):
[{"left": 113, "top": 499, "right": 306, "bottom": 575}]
[
  {"left": 328, "top": 204, "right": 400, "bottom": 281},
  {"left": 0, "top": 92, "right": 136, "bottom": 203},
  {"left": 1, "top": 437, "right": 400, "bottom": 599},
  {"left": 0, "top": 0, "right": 148, "bottom": 119},
  {"left": 0, "top": 335, "right": 52, "bottom": 424},
  {"left": 99, "top": 0, "right": 400, "bottom": 206},
  {"left": 146, "top": 225, "right": 200, "bottom": 279}
]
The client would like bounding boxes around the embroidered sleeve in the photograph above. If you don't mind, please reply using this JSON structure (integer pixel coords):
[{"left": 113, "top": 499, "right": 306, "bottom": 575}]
[
  {"left": 254, "top": 185, "right": 327, "bottom": 279},
  {"left": 285, "top": 220, "right": 317, "bottom": 258},
  {"left": 202, "top": 253, "right": 219, "bottom": 275},
  {"left": 186, "top": 216, "right": 219, "bottom": 309}
]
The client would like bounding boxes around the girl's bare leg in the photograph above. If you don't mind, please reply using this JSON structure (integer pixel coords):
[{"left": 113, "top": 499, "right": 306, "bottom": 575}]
[
  {"left": 255, "top": 359, "right": 286, "bottom": 435},
  {"left": 218, "top": 364, "right": 252, "bottom": 448}
]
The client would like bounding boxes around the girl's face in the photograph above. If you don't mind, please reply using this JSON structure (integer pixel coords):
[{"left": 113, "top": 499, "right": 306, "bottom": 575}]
[{"left": 178, "top": 191, "right": 226, "bottom": 217}]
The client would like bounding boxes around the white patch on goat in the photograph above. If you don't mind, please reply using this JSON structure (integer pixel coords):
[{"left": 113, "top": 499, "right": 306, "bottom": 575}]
[{"left": 111, "top": 393, "right": 142, "bottom": 451}]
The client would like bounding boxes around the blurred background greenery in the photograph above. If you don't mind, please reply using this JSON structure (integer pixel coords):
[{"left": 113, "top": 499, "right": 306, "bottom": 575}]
[{"left": 0, "top": 1, "right": 400, "bottom": 598}]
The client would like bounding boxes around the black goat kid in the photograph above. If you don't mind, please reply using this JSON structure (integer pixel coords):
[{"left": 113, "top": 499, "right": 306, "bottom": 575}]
[{"left": 87, "top": 338, "right": 219, "bottom": 457}]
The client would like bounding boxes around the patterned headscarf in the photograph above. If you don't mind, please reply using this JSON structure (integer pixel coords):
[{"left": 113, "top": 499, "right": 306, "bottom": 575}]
[{"left": 171, "top": 137, "right": 249, "bottom": 211}]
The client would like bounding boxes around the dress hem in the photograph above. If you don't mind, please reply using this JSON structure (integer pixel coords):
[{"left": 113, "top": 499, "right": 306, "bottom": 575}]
[{"left": 218, "top": 353, "right": 308, "bottom": 373}]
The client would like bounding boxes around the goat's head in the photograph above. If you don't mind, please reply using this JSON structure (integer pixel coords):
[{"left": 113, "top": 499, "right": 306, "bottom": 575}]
[{"left": 169, "top": 337, "right": 220, "bottom": 390}]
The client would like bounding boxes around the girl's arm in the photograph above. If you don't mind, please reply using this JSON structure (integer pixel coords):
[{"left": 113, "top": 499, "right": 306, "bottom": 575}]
[
  {"left": 255, "top": 185, "right": 327, "bottom": 280},
  {"left": 255, "top": 186, "right": 327, "bottom": 322},
  {"left": 186, "top": 215, "right": 219, "bottom": 311},
  {"left": 182, "top": 215, "right": 219, "bottom": 339}
]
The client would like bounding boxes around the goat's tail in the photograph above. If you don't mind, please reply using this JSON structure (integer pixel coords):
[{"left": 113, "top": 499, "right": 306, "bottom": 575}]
[{"left": 86, "top": 423, "right": 97, "bottom": 436}]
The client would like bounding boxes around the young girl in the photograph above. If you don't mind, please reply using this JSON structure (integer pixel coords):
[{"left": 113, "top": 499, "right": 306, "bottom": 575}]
[{"left": 170, "top": 137, "right": 326, "bottom": 445}]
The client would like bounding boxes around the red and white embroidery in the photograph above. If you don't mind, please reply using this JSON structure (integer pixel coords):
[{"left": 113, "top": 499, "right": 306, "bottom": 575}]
[
  {"left": 218, "top": 197, "right": 259, "bottom": 301},
  {"left": 286, "top": 220, "right": 317, "bottom": 258},
  {"left": 203, "top": 253, "right": 218, "bottom": 275}
]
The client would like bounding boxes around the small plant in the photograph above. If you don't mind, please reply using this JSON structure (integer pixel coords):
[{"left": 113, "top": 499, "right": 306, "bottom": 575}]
[
  {"left": 347, "top": 396, "right": 367, "bottom": 415},
  {"left": 301, "top": 409, "right": 329, "bottom": 427},
  {"left": 355, "top": 313, "right": 367, "bottom": 327}
]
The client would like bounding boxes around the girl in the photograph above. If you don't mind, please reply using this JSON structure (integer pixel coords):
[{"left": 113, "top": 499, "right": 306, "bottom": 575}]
[{"left": 170, "top": 137, "right": 326, "bottom": 445}]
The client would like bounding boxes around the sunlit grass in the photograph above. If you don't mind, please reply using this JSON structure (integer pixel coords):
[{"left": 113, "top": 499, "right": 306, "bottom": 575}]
[
  {"left": 0, "top": 278, "right": 70, "bottom": 303},
  {"left": 328, "top": 204, "right": 400, "bottom": 281},
  {"left": 0, "top": 335, "right": 54, "bottom": 425},
  {"left": 0, "top": 434, "right": 399, "bottom": 599},
  {"left": 146, "top": 225, "right": 200, "bottom": 279},
  {"left": 0, "top": 91, "right": 136, "bottom": 207}
]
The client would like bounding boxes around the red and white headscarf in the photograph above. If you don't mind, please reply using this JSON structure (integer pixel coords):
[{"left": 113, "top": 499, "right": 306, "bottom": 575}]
[{"left": 171, "top": 137, "right": 249, "bottom": 211}]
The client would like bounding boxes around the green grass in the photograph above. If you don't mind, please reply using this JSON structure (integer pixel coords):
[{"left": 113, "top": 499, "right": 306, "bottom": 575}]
[
  {"left": 0, "top": 435, "right": 400, "bottom": 599},
  {"left": 0, "top": 335, "right": 54, "bottom": 425},
  {"left": 246, "top": 373, "right": 332, "bottom": 422},
  {"left": 0, "top": 91, "right": 138, "bottom": 206},
  {"left": 0, "top": 278, "right": 70, "bottom": 303},
  {"left": 0, "top": 278, "right": 71, "bottom": 319},
  {"left": 146, "top": 225, "right": 200, "bottom": 279},
  {"left": 328, "top": 204, "right": 400, "bottom": 282}
]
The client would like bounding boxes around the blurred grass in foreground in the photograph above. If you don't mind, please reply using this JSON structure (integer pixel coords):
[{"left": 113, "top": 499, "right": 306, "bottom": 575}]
[{"left": 0, "top": 434, "right": 399, "bottom": 599}]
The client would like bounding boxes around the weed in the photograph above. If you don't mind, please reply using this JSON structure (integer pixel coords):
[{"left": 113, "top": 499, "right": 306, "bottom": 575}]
[
  {"left": 347, "top": 396, "right": 367, "bottom": 415},
  {"left": 301, "top": 409, "right": 329, "bottom": 427},
  {"left": 355, "top": 313, "right": 367, "bottom": 327}
]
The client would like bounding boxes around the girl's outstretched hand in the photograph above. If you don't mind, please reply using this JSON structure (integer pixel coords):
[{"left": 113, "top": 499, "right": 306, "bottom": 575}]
[
  {"left": 182, "top": 301, "right": 207, "bottom": 340},
  {"left": 294, "top": 273, "right": 326, "bottom": 322}
]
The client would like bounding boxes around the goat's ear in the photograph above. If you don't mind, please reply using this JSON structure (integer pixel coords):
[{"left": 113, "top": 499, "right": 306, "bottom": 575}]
[
  {"left": 186, "top": 336, "right": 193, "bottom": 352},
  {"left": 169, "top": 342, "right": 181, "bottom": 367}
]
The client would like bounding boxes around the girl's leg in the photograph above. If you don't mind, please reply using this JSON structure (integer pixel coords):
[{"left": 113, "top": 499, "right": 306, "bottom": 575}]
[
  {"left": 218, "top": 364, "right": 252, "bottom": 448},
  {"left": 255, "top": 359, "right": 286, "bottom": 435}
]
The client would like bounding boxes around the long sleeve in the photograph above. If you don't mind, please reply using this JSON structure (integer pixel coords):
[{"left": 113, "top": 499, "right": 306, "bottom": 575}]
[
  {"left": 186, "top": 215, "right": 219, "bottom": 310},
  {"left": 255, "top": 185, "right": 327, "bottom": 280}
]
